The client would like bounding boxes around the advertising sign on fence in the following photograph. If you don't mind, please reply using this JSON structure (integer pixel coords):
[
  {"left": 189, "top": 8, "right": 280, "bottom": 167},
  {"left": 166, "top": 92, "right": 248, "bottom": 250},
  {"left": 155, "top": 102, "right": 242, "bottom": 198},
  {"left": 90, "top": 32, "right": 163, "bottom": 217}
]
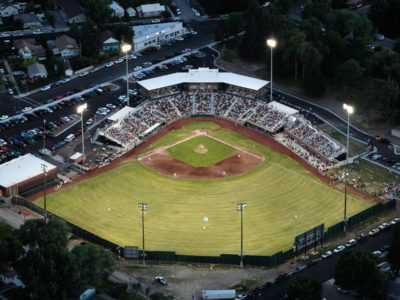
[
  {"left": 293, "top": 223, "right": 324, "bottom": 252},
  {"left": 124, "top": 246, "right": 139, "bottom": 258}
]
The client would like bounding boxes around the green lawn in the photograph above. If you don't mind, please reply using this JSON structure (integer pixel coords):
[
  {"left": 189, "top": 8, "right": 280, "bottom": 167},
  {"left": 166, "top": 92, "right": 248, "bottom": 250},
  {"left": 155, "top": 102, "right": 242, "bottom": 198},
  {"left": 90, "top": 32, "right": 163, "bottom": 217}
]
[
  {"left": 35, "top": 127, "right": 372, "bottom": 256},
  {"left": 183, "top": 121, "right": 221, "bottom": 131},
  {"left": 167, "top": 136, "right": 237, "bottom": 167}
]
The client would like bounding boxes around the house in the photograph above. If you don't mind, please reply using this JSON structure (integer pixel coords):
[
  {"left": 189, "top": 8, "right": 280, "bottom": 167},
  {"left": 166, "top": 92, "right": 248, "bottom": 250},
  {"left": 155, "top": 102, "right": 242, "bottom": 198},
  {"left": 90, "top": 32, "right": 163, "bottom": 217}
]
[
  {"left": 0, "top": 1, "right": 25, "bottom": 17},
  {"left": 101, "top": 30, "right": 120, "bottom": 51},
  {"left": 13, "top": 38, "right": 46, "bottom": 59},
  {"left": 136, "top": 3, "right": 165, "bottom": 17},
  {"left": 132, "top": 22, "right": 182, "bottom": 51},
  {"left": 347, "top": 0, "right": 363, "bottom": 9},
  {"left": 126, "top": 7, "right": 136, "bottom": 17},
  {"left": 14, "top": 13, "right": 42, "bottom": 28},
  {"left": 54, "top": 35, "right": 80, "bottom": 57},
  {"left": 109, "top": 1, "right": 124, "bottom": 18},
  {"left": 27, "top": 63, "right": 47, "bottom": 80},
  {"left": 59, "top": 0, "right": 86, "bottom": 23},
  {"left": 0, "top": 264, "right": 25, "bottom": 288}
]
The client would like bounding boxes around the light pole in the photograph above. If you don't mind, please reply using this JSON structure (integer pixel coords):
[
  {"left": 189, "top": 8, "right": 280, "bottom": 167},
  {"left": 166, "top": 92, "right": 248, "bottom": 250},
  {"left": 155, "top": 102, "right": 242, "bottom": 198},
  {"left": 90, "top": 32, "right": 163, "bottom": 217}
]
[
  {"left": 267, "top": 39, "right": 276, "bottom": 102},
  {"left": 122, "top": 43, "right": 132, "bottom": 107},
  {"left": 343, "top": 103, "right": 353, "bottom": 232},
  {"left": 237, "top": 203, "right": 247, "bottom": 268},
  {"left": 42, "top": 119, "right": 46, "bottom": 151},
  {"left": 138, "top": 203, "right": 147, "bottom": 267},
  {"left": 77, "top": 103, "right": 87, "bottom": 165},
  {"left": 41, "top": 163, "right": 47, "bottom": 222}
]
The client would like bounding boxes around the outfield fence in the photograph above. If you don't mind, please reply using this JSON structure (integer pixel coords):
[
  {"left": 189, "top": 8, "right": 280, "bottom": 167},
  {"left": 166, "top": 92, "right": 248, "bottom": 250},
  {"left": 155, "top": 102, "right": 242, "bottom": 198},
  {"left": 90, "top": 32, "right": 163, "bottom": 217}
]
[{"left": 12, "top": 190, "right": 396, "bottom": 266}]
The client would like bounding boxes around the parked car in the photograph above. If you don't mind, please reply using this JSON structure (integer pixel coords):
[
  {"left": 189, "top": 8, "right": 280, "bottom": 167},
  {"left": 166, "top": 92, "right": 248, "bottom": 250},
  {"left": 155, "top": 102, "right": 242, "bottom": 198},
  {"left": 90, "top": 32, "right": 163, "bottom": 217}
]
[
  {"left": 40, "top": 85, "right": 51, "bottom": 91},
  {"left": 333, "top": 245, "right": 345, "bottom": 253},
  {"left": 292, "top": 265, "right": 306, "bottom": 274},
  {"left": 155, "top": 276, "right": 167, "bottom": 285},
  {"left": 106, "top": 62, "right": 114, "bottom": 67},
  {"left": 368, "top": 229, "right": 379, "bottom": 236},
  {"left": 345, "top": 239, "right": 356, "bottom": 248},
  {"left": 8, "top": 88, "right": 13, "bottom": 95},
  {"left": 321, "top": 251, "right": 332, "bottom": 259},
  {"left": 134, "top": 66, "right": 143, "bottom": 71}
]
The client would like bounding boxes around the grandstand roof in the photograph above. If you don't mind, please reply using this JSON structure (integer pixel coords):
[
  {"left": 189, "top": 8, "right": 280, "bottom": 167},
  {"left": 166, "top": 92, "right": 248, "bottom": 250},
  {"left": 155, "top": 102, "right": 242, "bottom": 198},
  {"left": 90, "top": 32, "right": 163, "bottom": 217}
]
[
  {"left": 138, "top": 68, "right": 269, "bottom": 91},
  {"left": 107, "top": 106, "right": 135, "bottom": 122},
  {"left": 268, "top": 101, "right": 299, "bottom": 115},
  {"left": 0, "top": 154, "right": 57, "bottom": 188}
]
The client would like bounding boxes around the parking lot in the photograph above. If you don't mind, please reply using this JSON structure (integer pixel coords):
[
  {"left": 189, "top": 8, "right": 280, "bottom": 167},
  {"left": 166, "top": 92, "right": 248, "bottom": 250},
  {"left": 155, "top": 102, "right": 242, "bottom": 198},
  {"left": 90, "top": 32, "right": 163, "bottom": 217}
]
[{"left": 0, "top": 47, "right": 217, "bottom": 165}]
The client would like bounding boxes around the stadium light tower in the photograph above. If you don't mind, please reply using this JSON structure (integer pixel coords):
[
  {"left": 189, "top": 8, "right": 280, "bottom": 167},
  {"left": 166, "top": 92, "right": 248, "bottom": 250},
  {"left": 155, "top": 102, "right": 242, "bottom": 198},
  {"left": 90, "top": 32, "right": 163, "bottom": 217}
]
[
  {"left": 267, "top": 39, "right": 277, "bottom": 102},
  {"left": 237, "top": 203, "right": 247, "bottom": 268},
  {"left": 122, "top": 43, "right": 132, "bottom": 107},
  {"left": 343, "top": 103, "right": 354, "bottom": 232},
  {"left": 42, "top": 163, "right": 48, "bottom": 222},
  {"left": 77, "top": 103, "right": 87, "bottom": 165},
  {"left": 138, "top": 203, "right": 148, "bottom": 267}
]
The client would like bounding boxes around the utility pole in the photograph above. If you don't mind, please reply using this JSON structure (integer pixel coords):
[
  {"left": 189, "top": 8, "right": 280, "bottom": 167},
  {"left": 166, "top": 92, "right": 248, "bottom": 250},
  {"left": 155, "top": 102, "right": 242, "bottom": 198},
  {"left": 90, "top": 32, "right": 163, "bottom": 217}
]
[
  {"left": 42, "top": 163, "right": 48, "bottom": 222},
  {"left": 237, "top": 203, "right": 247, "bottom": 268},
  {"left": 138, "top": 203, "right": 148, "bottom": 267}
]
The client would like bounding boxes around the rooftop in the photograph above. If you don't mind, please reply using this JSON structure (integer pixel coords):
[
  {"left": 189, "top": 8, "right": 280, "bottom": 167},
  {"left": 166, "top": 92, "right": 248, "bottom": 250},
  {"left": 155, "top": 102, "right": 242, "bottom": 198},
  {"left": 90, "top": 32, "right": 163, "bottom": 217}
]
[
  {"left": 133, "top": 22, "right": 181, "bottom": 39},
  {"left": 59, "top": 0, "right": 85, "bottom": 18},
  {"left": 136, "top": 3, "right": 165, "bottom": 13},
  {"left": 0, "top": 154, "right": 56, "bottom": 188},
  {"left": 138, "top": 68, "right": 269, "bottom": 91}
]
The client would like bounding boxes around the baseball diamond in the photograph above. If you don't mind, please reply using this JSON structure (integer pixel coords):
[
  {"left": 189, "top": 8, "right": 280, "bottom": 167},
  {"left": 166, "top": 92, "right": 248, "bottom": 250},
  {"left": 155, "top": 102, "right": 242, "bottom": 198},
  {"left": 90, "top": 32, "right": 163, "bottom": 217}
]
[{"left": 32, "top": 118, "right": 373, "bottom": 257}]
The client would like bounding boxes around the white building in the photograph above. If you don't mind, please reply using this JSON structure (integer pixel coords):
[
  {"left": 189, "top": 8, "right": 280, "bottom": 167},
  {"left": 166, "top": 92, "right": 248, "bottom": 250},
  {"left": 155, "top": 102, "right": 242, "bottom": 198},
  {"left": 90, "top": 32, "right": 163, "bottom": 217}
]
[
  {"left": 136, "top": 3, "right": 165, "bottom": 17},
  {"left": 126, "top": 6, "right": 136, "bottom": 17},
  {"left": 0, "top": 2, "right": 26, "bottom": 17},
  {"left": 54, "top": 35, "right": 80, "bottom": 58},
  {"left": 109, "top": 1, "right": 124, "bottom": 18},
  {"left": 132, "top": 22, "right": 182, "bottom": 52}
]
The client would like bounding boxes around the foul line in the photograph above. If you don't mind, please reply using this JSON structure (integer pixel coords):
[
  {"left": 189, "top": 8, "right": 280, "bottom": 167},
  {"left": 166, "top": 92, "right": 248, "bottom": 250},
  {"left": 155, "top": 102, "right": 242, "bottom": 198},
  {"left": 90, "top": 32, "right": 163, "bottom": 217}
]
[{"left": 137, "top": 131, "right": 264, "bottom": 162}]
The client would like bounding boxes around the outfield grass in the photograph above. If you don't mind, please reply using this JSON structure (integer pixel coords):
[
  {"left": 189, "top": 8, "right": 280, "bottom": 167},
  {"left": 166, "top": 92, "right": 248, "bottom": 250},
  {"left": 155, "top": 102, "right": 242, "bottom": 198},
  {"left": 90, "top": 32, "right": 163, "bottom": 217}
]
[
  {"left": 35, "top": 125, "right": 372, "bottom": 256},
  {"left": 167, "top": 136, "right": 237, "bottom": 167},
  {"left": 183, "top": 121, "right": 221, "bottom": 131}
]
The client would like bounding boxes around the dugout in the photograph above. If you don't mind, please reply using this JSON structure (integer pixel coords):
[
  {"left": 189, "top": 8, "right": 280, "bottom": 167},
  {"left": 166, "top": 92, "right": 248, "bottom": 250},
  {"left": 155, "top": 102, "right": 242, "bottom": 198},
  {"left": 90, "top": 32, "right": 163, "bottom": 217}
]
[{"left": 0, "top": 154, "right": 57, "bottom": 197}]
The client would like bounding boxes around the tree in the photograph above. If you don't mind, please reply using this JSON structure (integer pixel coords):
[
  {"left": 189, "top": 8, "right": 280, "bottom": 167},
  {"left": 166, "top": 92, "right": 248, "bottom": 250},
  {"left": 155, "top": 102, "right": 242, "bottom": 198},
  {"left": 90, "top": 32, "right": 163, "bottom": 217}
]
[
  {"left": 332, "top": 0, "right": 347, "bottom": 9},
  {"left": 45, "top": 11, "right": 55, "bottom": 27},
  {"left": 335, "top": 59, "right": 364, "bottom": 87},
  {"left": 286, "top": 274, "right": 322, "bottom": 300},
  {"left": 72, "top": 244, "right": 115, "bottom": 286},
  {"left": 114, "top": 23, "right": 134, "bottom": 43},
  {"left": 81, "top": 0, "right": 112, "bottom": 26},
  {"left": 226, "top": 12, "right": 242, "bottom": 36},
  {"left": 368, "top": 0, "right": 387, "bottom": 32},
  {"left": 281, "top": 28, "right": 307, "bottom": 80},
  {"left": 80, "top": 19, "right": 100, "bottom": 57},
  {"left": 0, "top": 236, "right": 23, "bottom": 265},
  {"left": 388, "top": 225, "right": 400, "bottom": 273},
  {"left": 334, "top": 249, "right": 386, "bottom": 299},
  {"left": 239, "top": 16, "right": 257, "bottom": 61},
  {"left": 300, "top": 44, "right": 325, "bottom": 96},
  {"left": 16, "top": 218, "right": 70, "bottom": 248},
  {"left": 150, "top": 292, "right": 174, "bottom": 300},
  {"left": 17, "top": 244, "right": 79, "bottom": 300}
]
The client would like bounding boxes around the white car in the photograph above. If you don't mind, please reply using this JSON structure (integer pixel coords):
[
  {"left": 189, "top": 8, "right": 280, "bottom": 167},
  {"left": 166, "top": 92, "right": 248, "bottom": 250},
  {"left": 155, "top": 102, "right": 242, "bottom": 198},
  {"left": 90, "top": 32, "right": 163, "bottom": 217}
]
[
  {"left": 194, "top": 11, "right": 200, "bottom": 17},
  {"left": 32, "top": 29, "right": 42, "bottom": 35},
  {"left": 106, "top": 103, "right": 116, "bottom": 109},
  {"left": 79, "top": 72, "right": 89, "bottom": 77},
  {"left": 372, "top": 250, "right": 382, "bottom": 256},
  {"left": 0, "top": 115, "right": 9, "bottom": 120},
  {"left": 40, "top": 85, "right": 51, "bottom": 91},
  {"left": 106, "top": 62, "right": 114, "bottom": 68},
  {"left": 182, "top": 48, "right": 191, "bottom": 53},
  {"left": 86, "top": 118, "right": 94, "bottom": 125},
  {"left": 118, "top": 95, "right": 127, "bottom": 100},
  {"left": 151, "top": 19, "right": 161, "bottom": 23},
  {"left": 129, "top": 54, "right": 137, "bottom": 59},
  {"left": 175, "top": 37, "right": 184, "bottom": 41},
  {"left": 134, "top": 73, "right": 145, "bottom": 79},
  {"left": 22, "top": 107, "right": 32, "bottom": 113},
  {"left": 60, "top": 78, "right": 71, "bottom": 83},
  {"left": 8, "top": 88, "right": 13, "bottom": 95},
  {"left": 142, "top": 62, "right": 152, "bottom": 67},
  {"left": 345, "top": 239, "right": 356, "bottom": 248},
  {"left": 134, "top": 66, "right": 143, "bottom": 71},
  {"left": 0, "top": 68, "right": 4, "bottom": 74},
  {"left": 321, "top": 251, "right": 332, "bottom": 259},
  {"left": 191, "top": 31, "right": 198, "bottom": 35},
  {"left": 368, "top": 229, "right": 379, "bottom": 236},
  {"left": 0, "top": 33, "right": 10, "bottom": 37},
  {"left": 114, "top": 58, "right": 124, "bottom": 64},
  {"left": 333, "top": 245, "right": 345, "bottom": 253}
]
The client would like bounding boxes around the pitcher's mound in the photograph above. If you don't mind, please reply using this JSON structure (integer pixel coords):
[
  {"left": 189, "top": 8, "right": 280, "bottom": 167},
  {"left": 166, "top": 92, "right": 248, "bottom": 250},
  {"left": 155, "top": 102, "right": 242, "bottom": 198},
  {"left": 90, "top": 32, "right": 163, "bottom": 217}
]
[{"left": 195, "top": 145, "right": 208, "bottom": 154}]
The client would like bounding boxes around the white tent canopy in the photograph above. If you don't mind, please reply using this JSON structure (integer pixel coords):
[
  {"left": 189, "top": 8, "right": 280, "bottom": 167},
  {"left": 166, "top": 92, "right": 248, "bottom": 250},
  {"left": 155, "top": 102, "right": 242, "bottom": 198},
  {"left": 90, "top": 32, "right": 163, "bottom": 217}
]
[
  {"left": 268, "top": 101, "right": 299, "bottom": 115},
  {"left": 107, "top": 106, "right": 135, "bottom": 123},
  {"left": 138, "top": 68, "right": 269, "bottom": 92}
]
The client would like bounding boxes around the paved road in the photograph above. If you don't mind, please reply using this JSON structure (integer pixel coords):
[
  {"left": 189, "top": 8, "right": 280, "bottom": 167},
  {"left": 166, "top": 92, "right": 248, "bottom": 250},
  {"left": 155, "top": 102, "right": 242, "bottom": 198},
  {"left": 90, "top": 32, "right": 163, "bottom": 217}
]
[{"left": 259, "top": 224, "right": 398, "bottom": 300}]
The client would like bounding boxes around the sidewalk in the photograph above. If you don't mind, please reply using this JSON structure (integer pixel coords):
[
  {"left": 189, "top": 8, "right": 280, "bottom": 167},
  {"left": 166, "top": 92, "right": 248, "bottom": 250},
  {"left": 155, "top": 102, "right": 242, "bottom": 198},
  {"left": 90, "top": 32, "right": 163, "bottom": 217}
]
[{"left": 2, "top": 59, "right": 21, "bottom": 95}]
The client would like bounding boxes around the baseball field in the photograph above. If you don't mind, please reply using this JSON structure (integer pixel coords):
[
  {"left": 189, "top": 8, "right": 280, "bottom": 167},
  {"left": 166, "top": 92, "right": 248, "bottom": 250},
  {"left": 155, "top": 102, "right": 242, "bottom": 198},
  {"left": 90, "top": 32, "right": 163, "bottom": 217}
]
[{"left": 34, "top": 119, "right": 372, "bottom": 256}]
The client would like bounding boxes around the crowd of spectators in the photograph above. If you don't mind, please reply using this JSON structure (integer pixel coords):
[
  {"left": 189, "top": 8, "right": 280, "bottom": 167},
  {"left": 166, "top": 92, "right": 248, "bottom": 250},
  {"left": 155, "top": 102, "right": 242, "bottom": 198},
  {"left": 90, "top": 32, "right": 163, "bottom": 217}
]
[
  {"left": 149, "top": 86, "right": 180, "bottom": 99},
  {"left": 226, "top": 85, "right": 259, "bottom": 98},
  {"left": 286, "top": 118, "right": 343, "bottom": 160},
  {"left": 214, "top": 92, "right": 234, "bottom": 116},
  {"left": 194, "top": 92, "right": 214, "bottom": 114},
  {"left": 153, "top": 97, "right": 179, "bottom": 121},
  {"left": 249, "top": 104, "right": 288, "bottom": 132},
  {"left": 226, "top": 96, "right": 258, "bottom": 119},
  {"left": 170, "top": 92, "right": 193, "bottom": 116}
]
